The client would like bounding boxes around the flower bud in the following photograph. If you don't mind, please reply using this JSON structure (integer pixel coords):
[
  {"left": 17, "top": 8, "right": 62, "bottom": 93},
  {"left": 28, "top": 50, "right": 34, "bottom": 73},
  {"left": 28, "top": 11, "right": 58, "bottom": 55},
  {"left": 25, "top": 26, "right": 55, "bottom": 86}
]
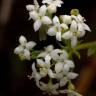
[
  {"left": 47, "top": 4, "right": 57, "bottom": 14},
  {"left": 60, "top": 15, "right": 72, "bottom": 24}
]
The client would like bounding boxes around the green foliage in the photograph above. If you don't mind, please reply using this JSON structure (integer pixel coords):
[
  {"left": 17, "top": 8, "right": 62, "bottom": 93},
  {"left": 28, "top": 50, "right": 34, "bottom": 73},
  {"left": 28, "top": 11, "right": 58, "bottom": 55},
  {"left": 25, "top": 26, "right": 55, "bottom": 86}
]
[{"left": 88, "top": 46, "right": 96, "bottom": 56}]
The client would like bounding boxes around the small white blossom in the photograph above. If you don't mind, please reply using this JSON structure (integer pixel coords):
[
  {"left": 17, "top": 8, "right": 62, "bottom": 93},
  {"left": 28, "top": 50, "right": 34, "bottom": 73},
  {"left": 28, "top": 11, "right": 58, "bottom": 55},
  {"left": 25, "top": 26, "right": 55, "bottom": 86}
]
[
  {"left": 37, "top": 45, "right": 54, "bottom": 58},
  {"left": 42, "top": 0, "right": 64, "bottom": 7},
  {"left": 28, "top": 5, "right": 52, "bottom": 31},
  {"left": 62, "top": 13, "right": 91, "bottom": 47},
  {"left": 37, "top": 54, "right": 55, "bottom": 78},
  {"left": 26, "top": 0, "right": 39, "bottom": 12},
  {"left": 38, "top": 81, "right": 59, "bottom": 95},
  {"left": 42, "top": 0, "right": 63, "bottom": 14},
  {"left": 50, "top": 49, "right": 68, "bottom": 61},
  {"left": 47, "top": 16, "right": 68, "bottom": 41},
  {"left": 14, "top": 35, "right": 36, "bottom": 60}
]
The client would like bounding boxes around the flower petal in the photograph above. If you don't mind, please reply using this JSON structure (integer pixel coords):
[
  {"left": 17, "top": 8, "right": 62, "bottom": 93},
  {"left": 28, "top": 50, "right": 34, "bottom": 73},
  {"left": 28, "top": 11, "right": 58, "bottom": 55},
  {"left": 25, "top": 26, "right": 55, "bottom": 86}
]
[
  {"left": 46, "top": 45, "right": 54, "bottom": 52},
  {"left": 19, "top": 35, "right": 27, "bottom": 46},
  {"left": 67, "top": 72, "right": 78, "bottom": 79},
  {"left": 50, "top": 49, "right": 61, "bottom": 60},
  {"left": 42, "top": 0, "right": 52, "bottom": 4},
  {"left": 56, "top": 32, "right": 61, "bottom": 41},
  {"left": 60, "top": 23, "right": 68, "bottom": 30},
  {"left": 78, "top": 23, "right": 84, "bottom": 32},
  {"left": 61, "top": 15, "right": 72, "bottom": 24},
  {"left": 41, "top": 16, "right": 52, "bottom": 24},
  {"left": 47, "top": 4, "right": 57, "bottom": 14},
  {"left": 34, "top": 20, "right": 42, "bottom": 31},
  {"left": 24, "top": 49, "right": 30, "bottom": 60},
  {"left": 60, "top": 77, "right": 68, "bottom": 87},
  {"left": 63, "top": 60, "right": 74, "bottom": 73},
  {"left": 53, "top": 16, "right": 60, "bottom": 24},
  {"left": 53, "top": 0, "right": 64, "bottom": 7},
  {"left": 32, "top": 63, "right": 36, "bottom": 73},
  {"left": 26, "top": 41, "right": 36, "bottom": 50},
  {"left": 39, "top": 5, "right": 47, "bottom": 16},
  {"left": 65, "top": 60, "right": 75, "bottom": 68},
  {"left": 14, "top": 46, "right": 23, "bottom": 54},
  {"left": 26, "top": 5, "right": 35, "bottom": 11},
  {"left": 45, "top": 54, "right": 51, "bottom": 65},
  {"left": 70, "top": 20, "right": 77, "bottom": 32},
  {"left": 37, "top": 59, "right": 45, "bottom": 66},
  {"left": 29, "top": 11, "right": 39, "bottom": 20},
  {"left": 55, "top": 62, "right": 63, "bottom": 73},
  {"left": 77, "top": 14, "right": 84, "bottom": 22},
  {"left": 82, "top": 23, "right": 91, "bottom": 31},
  {"left": 48, "top": 69, "right": 55, "bottom": 78},
  {"left": 59, "top": 50, "right": 68, "bottom": 60},
  {"left": 34, "top": 0, "right": 39, "bottom": 9},
  {"left": 62, "top": 31, "right": 72, "bottom": 39},
  {"left": 37, "top": 52, "right": 47, "bottom": 58},
  {"left": 47, "top": 27, "right": 56, "bottom": 36},
  {"left": 32, "top": 63, "right": 41, "bottom": 80}
]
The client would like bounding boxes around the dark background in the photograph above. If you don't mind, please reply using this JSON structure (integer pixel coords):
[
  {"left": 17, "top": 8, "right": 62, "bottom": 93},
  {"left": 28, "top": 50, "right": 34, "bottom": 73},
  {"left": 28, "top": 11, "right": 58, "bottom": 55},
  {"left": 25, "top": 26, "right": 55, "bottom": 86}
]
[{"left": 0, "top": 0, "right": 96, "bottom": 96}]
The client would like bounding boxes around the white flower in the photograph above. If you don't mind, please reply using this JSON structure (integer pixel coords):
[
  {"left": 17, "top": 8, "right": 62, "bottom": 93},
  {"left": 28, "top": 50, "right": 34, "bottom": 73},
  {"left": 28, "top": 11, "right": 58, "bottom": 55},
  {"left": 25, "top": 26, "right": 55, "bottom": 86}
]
[
  {"left": 42, "top": 0, "right": 64, "bottom": 7},
  {"left": 54, "top": 60, "right": 77, "bottom": 87},
  {"left": 50, "top": 49, "right": 68, "bottom": 61},
  {"left": 62, "top": 13, "right": 91, "bottom": 47},
  {"left": 26, "top": 0, "right": 39, "bottom": 12},
  {"left": 14, "top": 35, "right": 36, "bottom": 60},
  {"left": 55, "top": 60, "right": 74, "bottom": 74},
  {"left": 37, "top": 54, "right": 55, "bottom": 78},
  {"left": 61, "top": 20, "right": 86, "bottom": 47},
  {"left": 38, "top": 81, "right": 59, "bottom": 95},
  {"left": 47, "top": 16, "right": 68, "bottom": 41},
  {"left": 31, "top": 63, "right": 42, "bottom": 81},
  {"left": 28, "top": 4, "right": 52, "bottom": 31},
  {"left": 37, "top": 45, "right": 54, "bottom": 58},
  {"left": 71, "top": 14, "right": 91, "bottom": 32},
  {"left": 42, "top": 0, "right": 63, "bottom": 14}
]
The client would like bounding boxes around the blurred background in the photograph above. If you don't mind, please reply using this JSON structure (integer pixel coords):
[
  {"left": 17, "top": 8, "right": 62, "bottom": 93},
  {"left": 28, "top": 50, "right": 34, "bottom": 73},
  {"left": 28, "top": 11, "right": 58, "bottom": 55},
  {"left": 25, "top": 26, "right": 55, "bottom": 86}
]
[{"left": 0, "top": 0, "right": 96, "bottom": 96}]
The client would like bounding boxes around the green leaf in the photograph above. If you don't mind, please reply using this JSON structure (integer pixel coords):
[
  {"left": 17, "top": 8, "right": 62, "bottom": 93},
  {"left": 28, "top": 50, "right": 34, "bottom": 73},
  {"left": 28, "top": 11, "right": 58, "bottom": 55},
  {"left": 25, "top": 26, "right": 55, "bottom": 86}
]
[{"left": 31, "top": 50, "right": 41, "bottom": 59}]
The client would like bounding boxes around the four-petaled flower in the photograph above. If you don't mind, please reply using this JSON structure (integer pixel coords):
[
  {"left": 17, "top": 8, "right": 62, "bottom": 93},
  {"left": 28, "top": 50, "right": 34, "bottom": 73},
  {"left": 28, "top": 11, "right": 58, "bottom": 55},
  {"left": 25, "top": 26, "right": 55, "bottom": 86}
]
[
  {"left": 47, "top": 16, "right": 68, "bottom": 41},
  {"left": 14, "top": 35, "right": 36, "bottom": 60},
  {"left": 62, "top": 14, "right": 91, "bottom": 47}
]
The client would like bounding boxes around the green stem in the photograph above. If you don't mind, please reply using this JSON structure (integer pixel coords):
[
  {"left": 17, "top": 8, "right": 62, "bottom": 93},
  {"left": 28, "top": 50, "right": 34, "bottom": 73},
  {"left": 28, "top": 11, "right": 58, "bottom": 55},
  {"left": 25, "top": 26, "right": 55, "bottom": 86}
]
[{"left": 75, "top": 41, "right": 96, "bottom": 50}]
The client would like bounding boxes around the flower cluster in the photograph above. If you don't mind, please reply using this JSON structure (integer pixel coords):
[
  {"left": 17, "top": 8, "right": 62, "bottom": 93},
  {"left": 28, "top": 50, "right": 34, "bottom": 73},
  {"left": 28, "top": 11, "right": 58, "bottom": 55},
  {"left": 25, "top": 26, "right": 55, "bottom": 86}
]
[
  {"left": 14, "top": 0, "right": 93, "bottom": 96},
  {"left": 29, "top": 45, "right": 79, "bottom": 95},
  {"left": 26, "top": 0, "right": 91, "bottom": 47}
]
